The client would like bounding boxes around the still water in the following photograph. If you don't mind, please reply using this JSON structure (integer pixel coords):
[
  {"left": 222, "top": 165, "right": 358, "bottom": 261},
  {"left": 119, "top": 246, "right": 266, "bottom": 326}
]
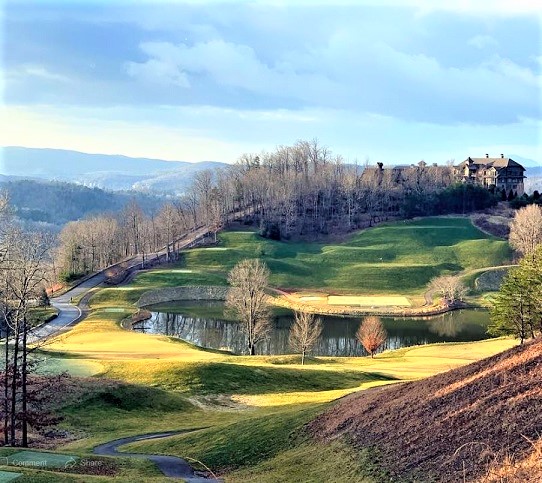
[{"left": 132, "top": 301, "right": 492, "bottom": 357}]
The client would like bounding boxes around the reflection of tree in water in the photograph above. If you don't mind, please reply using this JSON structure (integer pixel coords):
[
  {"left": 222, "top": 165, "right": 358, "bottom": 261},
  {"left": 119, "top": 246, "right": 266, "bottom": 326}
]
[
  {"left": 428, "top": 313, "right": 465, "bottom": 337},
  {"left": 132, "top": 306, "right": 490, "bottom": 356}
]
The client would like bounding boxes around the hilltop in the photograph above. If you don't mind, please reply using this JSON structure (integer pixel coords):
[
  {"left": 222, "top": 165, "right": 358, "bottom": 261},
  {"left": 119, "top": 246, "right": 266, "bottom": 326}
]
[{"left": 307, "top": 338, "right": 542, "bottom": 482}]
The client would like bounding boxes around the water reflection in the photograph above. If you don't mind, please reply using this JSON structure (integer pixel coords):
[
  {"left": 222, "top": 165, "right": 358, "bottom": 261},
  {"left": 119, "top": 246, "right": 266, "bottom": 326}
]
[{"left": 132, "top": 301, "right": 491, "bottom": 356}]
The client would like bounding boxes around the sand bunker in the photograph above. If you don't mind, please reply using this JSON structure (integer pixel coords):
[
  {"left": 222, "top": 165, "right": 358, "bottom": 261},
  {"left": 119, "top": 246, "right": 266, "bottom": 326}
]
[{"left": 327, "top": 295, "right": 411, "bottom": 307}]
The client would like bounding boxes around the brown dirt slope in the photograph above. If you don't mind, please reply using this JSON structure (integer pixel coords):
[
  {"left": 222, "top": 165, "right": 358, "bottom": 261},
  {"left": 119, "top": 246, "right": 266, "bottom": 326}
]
[{"left": 307, "top": 339, "right": 542, "bottom": 482}]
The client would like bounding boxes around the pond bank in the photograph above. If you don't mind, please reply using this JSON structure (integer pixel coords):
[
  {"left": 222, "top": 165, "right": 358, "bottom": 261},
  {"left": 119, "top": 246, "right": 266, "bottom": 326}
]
[{"left": 136, "top": 285, "right": 466, "bottom": 318}]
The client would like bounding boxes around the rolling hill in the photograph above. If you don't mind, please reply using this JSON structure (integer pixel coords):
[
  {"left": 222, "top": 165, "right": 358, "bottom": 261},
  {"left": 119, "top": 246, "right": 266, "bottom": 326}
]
[{"left": 307, "top": 339, "right": 542, "bottom": 482}]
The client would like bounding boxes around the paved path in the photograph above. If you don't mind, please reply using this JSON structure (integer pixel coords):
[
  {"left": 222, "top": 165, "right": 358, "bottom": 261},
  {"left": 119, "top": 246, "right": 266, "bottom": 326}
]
[
  {"left": 94, "top": 431, "right": 222, "bottom": 482},
  {"left": 31, "top": 227, "right": 211, "bottom": 342}
]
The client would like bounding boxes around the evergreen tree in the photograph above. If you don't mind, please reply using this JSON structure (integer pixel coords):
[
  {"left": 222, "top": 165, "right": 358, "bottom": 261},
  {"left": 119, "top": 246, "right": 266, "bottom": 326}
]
[{"left": 488, "top": 246, "right": 542, "bottom": 343}]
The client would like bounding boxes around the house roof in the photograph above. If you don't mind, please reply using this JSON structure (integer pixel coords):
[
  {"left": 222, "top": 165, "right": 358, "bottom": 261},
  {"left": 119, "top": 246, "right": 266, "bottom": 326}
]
[{"left": 459, "top": 157, "right": 525, "bottom": 170}]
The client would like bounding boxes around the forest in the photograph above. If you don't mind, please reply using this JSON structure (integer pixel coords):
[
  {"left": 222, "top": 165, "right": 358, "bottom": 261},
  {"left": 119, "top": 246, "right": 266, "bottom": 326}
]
[
  {"left": 52, "top": 140, "right": 501, "bottom": 281},
  {"left": 0, "top": 179, "right": 166, "bottom": 226}
]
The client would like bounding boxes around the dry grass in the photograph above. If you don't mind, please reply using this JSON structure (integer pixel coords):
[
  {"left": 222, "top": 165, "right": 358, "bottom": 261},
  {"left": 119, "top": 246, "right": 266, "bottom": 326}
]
[
  {"left": 479, "top": 437, "right": 542, "bottom": 482},
  {"left": 308, "top": 338, "right": 542, "bottom": 482},
  {"left": 327, "top": 295, "right": 411, "bottom": 307}
]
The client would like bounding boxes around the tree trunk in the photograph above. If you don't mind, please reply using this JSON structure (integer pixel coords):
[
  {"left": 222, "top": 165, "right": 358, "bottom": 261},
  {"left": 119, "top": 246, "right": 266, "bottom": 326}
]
[
  {"left": 3, "top": 322, "right": 9, "bottom": 445},
  {"left": 21, "top": 317, "right": 28, "bottom": 447},
  {"left": 301, "top": 350, "right": 305, "bottom": 366},
  {"left": 10, "top": 322, "right": 19, "bottom": 446}
]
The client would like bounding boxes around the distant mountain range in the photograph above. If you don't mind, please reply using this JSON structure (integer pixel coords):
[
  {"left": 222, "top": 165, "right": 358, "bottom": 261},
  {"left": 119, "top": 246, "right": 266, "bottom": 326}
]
[
  {"left": 1, "top": 146, "right": 539, "bottom": 194},
  {"left": 0, "top": 147, "right": 228, "bottom": 194},
  {"left": 512, "top": 155, "right": 542, "bottom": 194}
]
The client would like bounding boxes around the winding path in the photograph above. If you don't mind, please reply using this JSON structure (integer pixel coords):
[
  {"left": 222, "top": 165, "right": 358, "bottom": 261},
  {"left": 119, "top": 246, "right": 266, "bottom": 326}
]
[
  {"left": 34, "top": 226, "right": 212, "bottom": 342},
  {"left": 94, "top": 431, "right": 222, "bottom": 482},
  {"left": 29, "top": 227, "right": 220, "bottom": 480}
]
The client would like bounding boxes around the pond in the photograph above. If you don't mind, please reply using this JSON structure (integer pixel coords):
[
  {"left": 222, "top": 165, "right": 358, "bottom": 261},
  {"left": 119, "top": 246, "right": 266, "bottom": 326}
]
[{"left": 131, "top": 301, "right": 493, "bottom": 357}]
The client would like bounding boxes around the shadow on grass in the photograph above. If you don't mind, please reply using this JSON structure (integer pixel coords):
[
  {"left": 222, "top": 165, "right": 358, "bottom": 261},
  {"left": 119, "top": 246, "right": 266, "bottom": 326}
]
[{"left": 102, "top": 361, "right": 396, "bottom": 395}]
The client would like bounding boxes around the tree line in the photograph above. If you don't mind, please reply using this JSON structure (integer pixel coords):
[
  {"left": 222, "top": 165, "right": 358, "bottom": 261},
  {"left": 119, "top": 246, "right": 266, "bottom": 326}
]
[
  {"left": 2, "top": 179, "right": 165, "bottom": 226},
  {"left": 56, "top": 139, "right": 500, "bottom": 280}
]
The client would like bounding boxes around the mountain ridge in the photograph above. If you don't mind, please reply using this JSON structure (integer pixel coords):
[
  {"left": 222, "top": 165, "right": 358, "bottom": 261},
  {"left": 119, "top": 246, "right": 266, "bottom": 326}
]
[{"left": 0, "top": 146, "right": 228, "bottom": 194}]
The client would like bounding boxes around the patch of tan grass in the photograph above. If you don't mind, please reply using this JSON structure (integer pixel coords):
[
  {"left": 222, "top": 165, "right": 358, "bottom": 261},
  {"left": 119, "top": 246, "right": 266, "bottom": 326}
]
[
  {"left": 479, "top": 437, "right": 542, "bottom": 483},
  {"left": 232, "top": 380, "right": 399, "bottom": 407},
  {"left": 327, "top": 295, "right": 411, "bottom": 306}
]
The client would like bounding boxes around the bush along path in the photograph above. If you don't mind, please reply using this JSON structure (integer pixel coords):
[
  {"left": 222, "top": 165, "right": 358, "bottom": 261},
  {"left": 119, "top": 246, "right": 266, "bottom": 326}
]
[{"left": 94, "top": 431, "right": 223, "bottom": 482}]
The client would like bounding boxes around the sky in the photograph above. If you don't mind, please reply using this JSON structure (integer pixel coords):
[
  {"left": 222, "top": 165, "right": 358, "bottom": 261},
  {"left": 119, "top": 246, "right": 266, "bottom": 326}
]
[{"left": 1, "top": 0, "right": 541, "bottom": 165}]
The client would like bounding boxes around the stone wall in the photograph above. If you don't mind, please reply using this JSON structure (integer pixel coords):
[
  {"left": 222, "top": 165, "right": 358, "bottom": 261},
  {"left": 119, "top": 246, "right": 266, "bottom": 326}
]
[
  {"left": 137, "top": 285, "right": 228, "bottom": 307},
  {"left": 474, "top": 267, "right": 511, "bottom": 292}
]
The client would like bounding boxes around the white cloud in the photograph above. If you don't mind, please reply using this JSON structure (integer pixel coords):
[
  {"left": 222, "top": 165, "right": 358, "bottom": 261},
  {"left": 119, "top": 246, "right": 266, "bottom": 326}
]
[
  {"left": 126, "top": 57, "right": 190, "bottom": 87},
  {"left": 468, "top": 35, "right": 498, "bottom": 49},
  {"left": 125, "top": 37, "right": 540, "bottom": 125},
  {"left": 125, "top": 39, "right": 339, "bottom": 104},
  {"left": 9, "top": 65, "right": 72, "bottom": 84}
]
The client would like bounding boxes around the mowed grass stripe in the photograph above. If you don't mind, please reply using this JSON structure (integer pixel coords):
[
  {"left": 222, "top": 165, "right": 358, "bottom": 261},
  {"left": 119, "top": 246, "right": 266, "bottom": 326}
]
[{"left": 154, "top": 217, "right": 510, "bottom": 294}]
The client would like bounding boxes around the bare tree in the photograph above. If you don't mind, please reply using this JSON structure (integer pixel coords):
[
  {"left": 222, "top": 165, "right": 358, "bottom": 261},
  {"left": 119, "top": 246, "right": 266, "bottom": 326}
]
[
  {"left": 509, "top": 204, "right": 542, "bottom": 257},
  {"left": 0, "top": 228, "right": 53, "bottom": 446},
  {"left": 356, "top": 316, "right": 387, "bottom": 358},
  {"left": 225, "top": 259, "right": 271, "bottom": 355},
  {"left": 289, "top": 311, "right": 322, "bottom": 365},
  {"left": 429, "top": 275, "right": 468, "bottom": 305}
]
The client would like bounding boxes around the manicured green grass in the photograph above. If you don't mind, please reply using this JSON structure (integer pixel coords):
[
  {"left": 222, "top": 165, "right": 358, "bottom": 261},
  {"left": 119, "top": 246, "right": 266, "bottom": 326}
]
[
  {"left": 28, "top": 307, "right": 58, "bottom": 327},
  {"left": 4, "top": 451, "right": 77, "bottom": 469},
  {"left": 132, "top": 269, "right": 227, "bottom": 288},
  {"left": 227, "top": 441, "right": 382, "bottom": 483},
  {"left": 100, "top": 360, "right": 391, "bottom": 394},
  {"left": 37, "top": 217, "right": 515, "bottom": 482},
  {"left": 123, "top": 404, "right": 323, "bottom": 471},
  {"left": 169, "top": 217, "right": 510, "bottom": 294}
]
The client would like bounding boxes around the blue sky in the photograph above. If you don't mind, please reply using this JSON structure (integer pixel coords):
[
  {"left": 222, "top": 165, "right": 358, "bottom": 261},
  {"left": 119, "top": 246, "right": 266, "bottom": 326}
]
[{"left": 2, "top": 0, "right": 541, "bottom": 164}]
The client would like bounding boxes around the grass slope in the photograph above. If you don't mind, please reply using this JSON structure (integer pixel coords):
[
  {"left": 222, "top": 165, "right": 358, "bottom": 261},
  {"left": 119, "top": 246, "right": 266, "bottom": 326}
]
[
  {"left": 159, "top": 217, "right": 511, "bottom": 294},
  {"left": 308, "top": 338, "right": 542, "bottom": 482}
]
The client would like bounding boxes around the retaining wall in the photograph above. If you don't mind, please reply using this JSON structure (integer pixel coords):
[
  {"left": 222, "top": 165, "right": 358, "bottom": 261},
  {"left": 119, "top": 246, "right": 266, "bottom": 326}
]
[
  {"left": 137, "top": 286, "right": 228, "bottom": 307},
  {"left": 474, "top": 267, "right": 511, "bottom": 292}
]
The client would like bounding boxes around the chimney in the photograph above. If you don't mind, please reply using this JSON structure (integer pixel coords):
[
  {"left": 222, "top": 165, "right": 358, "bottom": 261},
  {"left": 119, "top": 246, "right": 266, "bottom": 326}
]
[
  {"left": 485, "top": 154, "right": 489, "bottom": 158},
  {"left": 501, "top": 154, "right": 504, "bottom": 158}
]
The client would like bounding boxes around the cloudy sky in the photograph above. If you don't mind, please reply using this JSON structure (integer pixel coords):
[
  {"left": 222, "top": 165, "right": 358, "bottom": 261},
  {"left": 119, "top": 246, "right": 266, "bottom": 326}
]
[{"left": 2, "top": 0, "right": 541, "bottom": 165}]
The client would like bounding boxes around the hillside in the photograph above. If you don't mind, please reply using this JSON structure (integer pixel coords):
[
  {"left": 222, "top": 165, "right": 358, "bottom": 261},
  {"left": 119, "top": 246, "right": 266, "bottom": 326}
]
[
  {"left": 0, "top": 146, "right": 227, "bottom": 193},
  {"left": 308, "top": 339, "right": 542, "bottom": 482},
  {"left": 0, "top": 179, "right": 166, "bottom": 225},
  {"left": 174, "top": 217, "right": 510, "bottom": 295}
]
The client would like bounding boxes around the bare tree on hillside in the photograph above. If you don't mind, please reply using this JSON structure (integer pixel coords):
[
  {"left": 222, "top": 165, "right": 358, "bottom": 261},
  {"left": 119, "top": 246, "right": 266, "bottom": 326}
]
[
  {"left": 356, "top": 316, "right": 387, "bottom": 358},
  {"left": 289, "top": 311, "right": 323, "bottom": 365},
  {"left": 0, "top": 228, "right": 53, "bottom": 446},
  {"left": 509, "top": 204, "right": 542, "bottom": 257},
  {"left": 225, "top": 259, "right": 271, "bottom": 355},
  {"left": 429, "top": 275, "right": 467, "bottom": 305}
]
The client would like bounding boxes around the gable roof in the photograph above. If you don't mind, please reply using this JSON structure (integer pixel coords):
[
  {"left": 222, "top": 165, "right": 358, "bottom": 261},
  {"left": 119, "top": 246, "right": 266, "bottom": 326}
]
[{"left": 459, "top": 157, "right": 525, "bottom": 170}]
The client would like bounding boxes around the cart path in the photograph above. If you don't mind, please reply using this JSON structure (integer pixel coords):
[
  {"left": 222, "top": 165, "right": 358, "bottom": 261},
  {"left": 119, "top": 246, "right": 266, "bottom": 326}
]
[
  {"left": 94, "top": 430, "right": 222, "bottom": 482},
  {"left": 32, "top": 226, "right": 212, "bottom": 342}
]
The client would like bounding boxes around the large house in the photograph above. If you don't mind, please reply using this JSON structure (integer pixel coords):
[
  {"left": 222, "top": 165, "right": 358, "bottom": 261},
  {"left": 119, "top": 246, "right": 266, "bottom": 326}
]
[{"left": 454, "top": 154, "right": 526, "bottom": 196}]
